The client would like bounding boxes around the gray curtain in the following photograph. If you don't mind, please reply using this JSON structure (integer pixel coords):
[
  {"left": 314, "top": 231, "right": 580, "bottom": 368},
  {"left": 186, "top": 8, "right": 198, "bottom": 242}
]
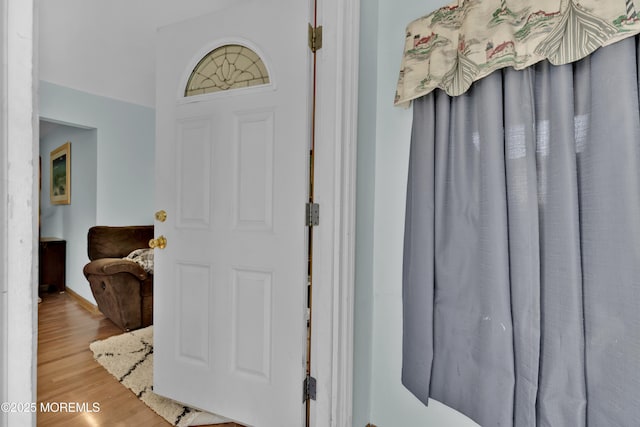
[{"left": 402, "top": 37, "right": 640, "bottom": 427}]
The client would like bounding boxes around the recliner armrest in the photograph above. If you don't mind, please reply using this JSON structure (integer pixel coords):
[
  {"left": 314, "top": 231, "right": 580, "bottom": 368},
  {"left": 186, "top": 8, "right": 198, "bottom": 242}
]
[{"left": 83, "top": 258, "right": 148, "bottom": 280}]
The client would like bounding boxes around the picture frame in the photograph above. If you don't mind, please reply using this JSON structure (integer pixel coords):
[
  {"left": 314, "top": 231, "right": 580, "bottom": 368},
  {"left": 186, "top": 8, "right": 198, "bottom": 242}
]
[{"left": 50, "top": 141, "right": 71, "bottom": 205}]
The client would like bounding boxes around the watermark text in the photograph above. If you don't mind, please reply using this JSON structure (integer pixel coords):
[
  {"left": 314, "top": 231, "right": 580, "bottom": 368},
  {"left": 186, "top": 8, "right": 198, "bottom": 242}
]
[{"left": 1, "top": 402, "right": 101, "bottom": 413}]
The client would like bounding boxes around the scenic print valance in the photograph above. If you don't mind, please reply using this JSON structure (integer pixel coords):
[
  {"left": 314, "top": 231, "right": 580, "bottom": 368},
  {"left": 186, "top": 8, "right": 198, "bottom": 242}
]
[{"left": 395, "top": 0, "right": 640, "bottom": 106}]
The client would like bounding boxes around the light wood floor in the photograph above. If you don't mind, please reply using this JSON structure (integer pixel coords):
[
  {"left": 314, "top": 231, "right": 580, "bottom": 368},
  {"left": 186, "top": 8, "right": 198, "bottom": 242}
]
[{"left": 37, "top": 292, "right": 242, "bottom": 427}]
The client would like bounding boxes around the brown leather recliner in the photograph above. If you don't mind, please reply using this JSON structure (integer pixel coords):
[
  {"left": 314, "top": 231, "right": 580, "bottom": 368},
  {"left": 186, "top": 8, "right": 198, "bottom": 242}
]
[{"left": 83, "top": 225, "right": 154, "bottom": 331}]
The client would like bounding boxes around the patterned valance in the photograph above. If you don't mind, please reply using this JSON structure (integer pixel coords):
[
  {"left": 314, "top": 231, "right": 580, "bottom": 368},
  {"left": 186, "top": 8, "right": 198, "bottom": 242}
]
[{"left": 395, "top": 0, "right": 640, "bottom": 106}]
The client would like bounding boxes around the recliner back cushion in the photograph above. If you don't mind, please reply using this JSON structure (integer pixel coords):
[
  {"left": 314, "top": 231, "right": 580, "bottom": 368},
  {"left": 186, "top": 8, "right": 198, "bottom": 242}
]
[{"left": 87, "top": 226, "right": 154, "bottom": 260}]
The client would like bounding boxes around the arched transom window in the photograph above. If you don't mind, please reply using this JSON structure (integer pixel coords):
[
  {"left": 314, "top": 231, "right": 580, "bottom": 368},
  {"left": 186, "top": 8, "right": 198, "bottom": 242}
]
[{"left": 185, "top": 44, "right": 270, "bottom": 97}]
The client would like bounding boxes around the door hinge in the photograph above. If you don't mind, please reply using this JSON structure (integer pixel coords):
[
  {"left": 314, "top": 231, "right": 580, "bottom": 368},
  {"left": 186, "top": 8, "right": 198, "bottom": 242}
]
[
  {"left": 306, "top": 202, "right": 320, "bottom": 226},
  {"left": 303, "top": 375, "right": 317, "bottom": 402},
  {"left": 308, "top": 24, "right": 323, "bottom": 52}
]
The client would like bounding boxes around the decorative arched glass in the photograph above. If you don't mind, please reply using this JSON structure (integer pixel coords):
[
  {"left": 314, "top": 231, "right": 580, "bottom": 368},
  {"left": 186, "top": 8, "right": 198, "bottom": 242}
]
[{"left": 185, "top": 44, "right": 270, "bottom": 97}]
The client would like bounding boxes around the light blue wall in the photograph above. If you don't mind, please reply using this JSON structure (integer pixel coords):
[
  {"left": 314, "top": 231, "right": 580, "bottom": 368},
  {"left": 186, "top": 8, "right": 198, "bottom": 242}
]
[
  {"left": 353, "top": 0, "right": 378, "bottom": 424},
  {"left": 39, "top": 81, "right": 155, "bottom": 304},
  {"left": 39, "top": 81, "right": 155, "bottom": 226},
  {"left": 354, "top": 0, "right": 480, "bottom": 425},
  {"left": 40, "top": 124, "right": 97, "bottom": 303}
]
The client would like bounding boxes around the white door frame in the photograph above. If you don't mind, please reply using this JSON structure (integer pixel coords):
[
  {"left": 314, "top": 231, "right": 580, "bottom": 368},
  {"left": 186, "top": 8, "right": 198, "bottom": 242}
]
[
  {"left": 310, "top": 0, "right": 359, "bottom": 426},
  {"left": 0, "top": 0, "right": 359, "bottom": 425},
  {"left": 1, "top": 1, "right": 38, "bottom": 426}
]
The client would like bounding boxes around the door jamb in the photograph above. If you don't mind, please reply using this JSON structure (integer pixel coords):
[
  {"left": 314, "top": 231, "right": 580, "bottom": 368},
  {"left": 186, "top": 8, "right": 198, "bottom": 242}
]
[
  {"left": 311, "top": 0, "right": 359, "bottom": 426},
  {"left": 1, "top": 0, "right": 38, "bottom": 426}
]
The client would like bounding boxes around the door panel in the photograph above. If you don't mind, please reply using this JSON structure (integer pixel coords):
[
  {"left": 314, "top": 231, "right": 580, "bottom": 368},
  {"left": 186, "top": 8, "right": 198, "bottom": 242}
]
[
  {"left": 154, "top": 1, "right": 310, "bottom": 426},
  {"left": 233, "top": 110, "right": 274, "bottom": 231},
  {"left": 175, "top": 118, "right": 212, "bottom": 228}
]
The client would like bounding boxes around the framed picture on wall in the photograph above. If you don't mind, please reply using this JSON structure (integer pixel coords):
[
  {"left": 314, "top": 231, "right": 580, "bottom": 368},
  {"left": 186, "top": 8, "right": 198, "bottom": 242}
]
[{"left": 50, "top": 141, "right": 71, "bottom": 205}]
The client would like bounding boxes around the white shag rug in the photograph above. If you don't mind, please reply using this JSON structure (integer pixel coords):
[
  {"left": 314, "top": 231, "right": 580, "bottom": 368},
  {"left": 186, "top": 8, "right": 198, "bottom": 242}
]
[{"left": 89, "top": 326, "right": 229, "bottom": 427}]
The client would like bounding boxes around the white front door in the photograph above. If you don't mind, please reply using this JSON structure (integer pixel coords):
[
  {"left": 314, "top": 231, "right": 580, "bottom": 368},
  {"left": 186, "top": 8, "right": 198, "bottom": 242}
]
[{"left": 153, "top": 1, "right": 310, "bottom": 426}]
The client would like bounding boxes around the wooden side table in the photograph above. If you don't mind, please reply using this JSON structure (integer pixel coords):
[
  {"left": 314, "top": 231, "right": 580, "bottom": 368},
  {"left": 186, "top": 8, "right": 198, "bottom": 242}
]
[{"left": 39, "top": 237, "right": 66, "bottom": 293}]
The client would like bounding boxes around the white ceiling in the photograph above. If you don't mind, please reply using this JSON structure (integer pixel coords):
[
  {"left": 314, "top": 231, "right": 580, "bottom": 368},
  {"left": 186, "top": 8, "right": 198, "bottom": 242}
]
[{"left": 38, "top": 0, "right": 237, "bottom": 108}]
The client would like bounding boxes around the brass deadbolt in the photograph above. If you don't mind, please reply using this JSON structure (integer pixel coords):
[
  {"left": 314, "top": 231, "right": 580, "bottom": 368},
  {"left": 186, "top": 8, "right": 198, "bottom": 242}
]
[{"left": 155, "top": 210, "right": 167, "bottom": 222}]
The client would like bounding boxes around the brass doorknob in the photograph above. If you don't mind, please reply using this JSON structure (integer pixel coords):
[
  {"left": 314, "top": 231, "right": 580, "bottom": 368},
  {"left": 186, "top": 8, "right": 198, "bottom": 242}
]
[
  {"left": 149, "top": 235, "right": 167, "bottom": 249},
  {"left": 155, "top": 210, "right": 167, "bottom": 222}
]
